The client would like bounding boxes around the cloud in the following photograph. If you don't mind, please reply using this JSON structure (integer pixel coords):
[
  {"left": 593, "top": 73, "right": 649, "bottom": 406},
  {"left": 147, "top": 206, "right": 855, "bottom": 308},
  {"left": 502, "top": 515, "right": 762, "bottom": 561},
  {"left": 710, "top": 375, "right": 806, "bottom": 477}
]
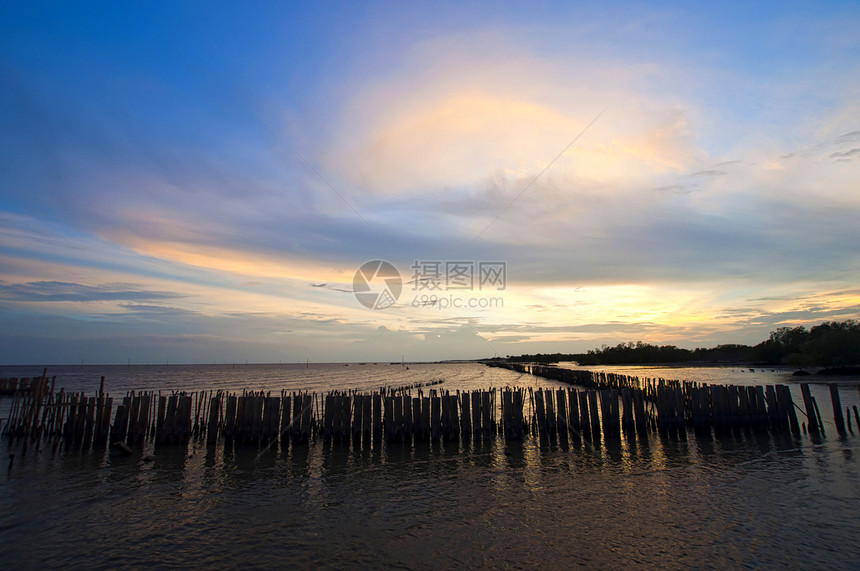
[
  {"left": 834, "top": 131, "right": 860, "bottom": 144},
  {"left": 325, "top": 33, "right": 704, "bottom": 198},
  {"left": 2, "top": 7, "right": 860, "bottom": 363},
  {"left": 5, "top": 24, "right": 856, "bottom": 294},
  {"left": 691, "top": 169, "right": 727, "bottom": 177},
  {"left": 830, "top": 148, "right": 860, "bottom": 161},
  {"left": 0, "top": 281, "right": 180, "bottom": 303},
  {"left": 311, "top": 282, "right": 353, "bottom": 293}
]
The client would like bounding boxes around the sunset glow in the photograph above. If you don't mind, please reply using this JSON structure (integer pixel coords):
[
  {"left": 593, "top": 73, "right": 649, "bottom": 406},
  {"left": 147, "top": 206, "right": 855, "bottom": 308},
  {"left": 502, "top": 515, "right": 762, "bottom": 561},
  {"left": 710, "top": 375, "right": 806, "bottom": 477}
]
[{"left": 2, "top": 2, "right": 859, "bottom": 363}]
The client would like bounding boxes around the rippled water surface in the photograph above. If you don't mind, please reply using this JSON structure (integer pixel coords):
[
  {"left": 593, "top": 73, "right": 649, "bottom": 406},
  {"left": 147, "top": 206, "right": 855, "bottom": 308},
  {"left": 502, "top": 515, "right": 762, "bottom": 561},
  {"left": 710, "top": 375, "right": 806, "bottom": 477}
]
[{"left": 1, "top": 363, "right": 859, "bottom": 568}]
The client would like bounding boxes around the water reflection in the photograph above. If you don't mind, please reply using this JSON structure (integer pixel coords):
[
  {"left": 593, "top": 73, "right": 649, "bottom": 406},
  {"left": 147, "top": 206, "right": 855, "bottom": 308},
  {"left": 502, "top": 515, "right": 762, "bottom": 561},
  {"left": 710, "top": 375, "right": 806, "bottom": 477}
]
[{"left": 2, "top": 426, "right": 859, "bottom": 569}]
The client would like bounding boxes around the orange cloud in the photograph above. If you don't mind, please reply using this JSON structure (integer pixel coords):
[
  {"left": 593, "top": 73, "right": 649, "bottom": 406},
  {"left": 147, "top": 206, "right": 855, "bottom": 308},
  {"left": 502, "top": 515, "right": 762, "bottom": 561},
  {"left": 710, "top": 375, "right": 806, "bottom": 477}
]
[{"left": 327, "top": 38, "right": 704, "bottom": 196}]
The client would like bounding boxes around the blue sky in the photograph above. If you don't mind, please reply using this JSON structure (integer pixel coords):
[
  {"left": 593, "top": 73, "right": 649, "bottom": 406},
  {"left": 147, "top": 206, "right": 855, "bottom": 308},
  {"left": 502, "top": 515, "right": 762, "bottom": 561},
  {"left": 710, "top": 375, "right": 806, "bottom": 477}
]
[{"left": 1, "top": 1, "right": 859, "bottom": 364}]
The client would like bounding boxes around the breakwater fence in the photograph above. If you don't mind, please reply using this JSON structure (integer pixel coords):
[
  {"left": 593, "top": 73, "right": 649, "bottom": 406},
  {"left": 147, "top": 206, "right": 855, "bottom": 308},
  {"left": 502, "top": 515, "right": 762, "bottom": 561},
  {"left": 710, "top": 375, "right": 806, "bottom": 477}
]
[
  {"left": 1, "top": 366, "right": 859, "bottom": 455},
  {"left": 489, "top": 362, "right": 860, "bottom": 439},
  {"left": 0, "top": 374, "right": 51, "bottom": 396}
]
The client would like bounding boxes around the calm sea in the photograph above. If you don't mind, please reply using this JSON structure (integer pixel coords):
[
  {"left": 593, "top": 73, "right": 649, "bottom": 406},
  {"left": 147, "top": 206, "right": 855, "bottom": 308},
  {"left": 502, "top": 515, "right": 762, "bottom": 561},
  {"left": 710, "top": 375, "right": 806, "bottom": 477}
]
[{"left": 1, "top": 363, "right": 858, "bottom": 569}]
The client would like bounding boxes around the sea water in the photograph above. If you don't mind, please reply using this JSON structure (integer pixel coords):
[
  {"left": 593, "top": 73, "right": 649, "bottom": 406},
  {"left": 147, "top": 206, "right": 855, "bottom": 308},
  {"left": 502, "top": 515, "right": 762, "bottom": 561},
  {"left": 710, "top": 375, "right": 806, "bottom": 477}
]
[{"left": 1, "top": 363, "right": 858, "bottom": 568}]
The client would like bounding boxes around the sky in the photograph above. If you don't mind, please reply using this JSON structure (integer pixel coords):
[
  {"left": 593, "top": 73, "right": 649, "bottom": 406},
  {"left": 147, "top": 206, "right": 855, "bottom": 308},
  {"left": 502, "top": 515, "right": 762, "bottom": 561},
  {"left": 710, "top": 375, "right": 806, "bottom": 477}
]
[{"left": 1, "top": 1, "right": 859, "bottom": 364}]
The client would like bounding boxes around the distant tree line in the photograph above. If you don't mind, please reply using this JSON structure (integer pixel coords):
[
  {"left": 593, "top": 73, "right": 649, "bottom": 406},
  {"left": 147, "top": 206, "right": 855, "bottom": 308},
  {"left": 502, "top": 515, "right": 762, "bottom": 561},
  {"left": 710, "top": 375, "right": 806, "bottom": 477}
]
[
  {"left": 505, "top": 320, "right": 860, "bottom": 368},
  {"left": 746, "top": 321, "right": 860, "bottom": 368}
]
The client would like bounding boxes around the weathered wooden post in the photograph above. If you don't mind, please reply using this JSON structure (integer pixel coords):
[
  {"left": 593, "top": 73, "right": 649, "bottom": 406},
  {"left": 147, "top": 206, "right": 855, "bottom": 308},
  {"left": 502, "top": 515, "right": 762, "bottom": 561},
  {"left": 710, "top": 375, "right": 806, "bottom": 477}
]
[
  {"left": 829, "top": 384, "right": 846, "bottom": 436},
  {"left": 323, "top": 393, "right": 334, "bottom": 442},
  {"left": 430, "top": 395, "right": 441, "bottom": 441},
  {"left": 568, "top": 390, "right": 580, "bottom": 434},
  {"left": 799, "top": 384, "right": 820, "bottom": 434},
  {"left": 363, "top": 394, "right": 373, "bottom": 445},
  {"left": 420, "top": 396, "right": 430, "bottom": 442},
  {"left": 534, "top": 389, "right": 547, "bottom": 438},
  {"left": 300, "top": 394, "right": 313, "bottom": 443},
  {"left": 372, "top": 393, "right": 383, "bottom": 443},
  {"left": 578, "top": 390, "right": 590, "bottom": 439},
  {"left": 352, "top": 394, "right": 363, "bottom": 445},
  {"left": 461, "top": 392, "right": 472, "bottom": 441},
  {"left": 556, "top": 389, "right": 568, "bottom": 439},
  {"left": 206, "top": 395, "right": 220, "bottom": 444},
  {"left": 544, "top": 390, "right": 556, "bottom": 438},
  {"left": 402, "top": 394, "right": 413, "bottom": 442},
  {"left": 774, "top": 385, "right": 799, "bottom": 435},
  {"left": 587, "top": 390, "right": 600, "bottom": 440},
  {"left": 481, "top": 391, "right": 491, "bottom": 438},
  {"left": 621, "top": 388, "right": 634, "bottom": 435},
  {"left": 471, "top": 392, "right": 482, "bottom": 440}
]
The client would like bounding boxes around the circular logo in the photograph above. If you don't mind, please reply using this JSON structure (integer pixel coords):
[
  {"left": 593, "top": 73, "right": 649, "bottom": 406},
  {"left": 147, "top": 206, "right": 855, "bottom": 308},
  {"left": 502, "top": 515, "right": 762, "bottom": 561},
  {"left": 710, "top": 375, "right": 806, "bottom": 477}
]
[{"left": 353, "top": 260, "right": 402, "bottom": 310}]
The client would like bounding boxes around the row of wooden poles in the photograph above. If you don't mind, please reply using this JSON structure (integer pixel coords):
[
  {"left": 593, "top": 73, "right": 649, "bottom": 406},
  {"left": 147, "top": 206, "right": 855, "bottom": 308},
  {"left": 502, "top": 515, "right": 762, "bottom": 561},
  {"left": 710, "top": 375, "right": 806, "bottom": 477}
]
[
  {"left": 1, "top": 381, "right": 512, "bottom": 449},
  {"left": 3, "top": 367, "right": 860, "bottom": 452},
  {"left": 1, "top": 382, "right": 640, "bottom": 449},
  {"left": 492, "top": 362, "right": 860, "bottom": 438},
  {"left": 0, "top": 376, "right": 50, "bottom": 395}
]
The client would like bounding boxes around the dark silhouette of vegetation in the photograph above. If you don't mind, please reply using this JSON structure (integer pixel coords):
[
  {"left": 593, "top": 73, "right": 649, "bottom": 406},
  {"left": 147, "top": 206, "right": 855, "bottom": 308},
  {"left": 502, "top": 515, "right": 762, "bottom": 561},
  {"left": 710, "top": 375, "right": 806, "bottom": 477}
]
[
  {"left": 507, "top": 342, "right": 752, "bottom": 365},
  {"left": 506, "top": 320, "right": 860, "bottom": 369},
  {"left": 747, "top": 321, "right": 860, "bottom": 368}
]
